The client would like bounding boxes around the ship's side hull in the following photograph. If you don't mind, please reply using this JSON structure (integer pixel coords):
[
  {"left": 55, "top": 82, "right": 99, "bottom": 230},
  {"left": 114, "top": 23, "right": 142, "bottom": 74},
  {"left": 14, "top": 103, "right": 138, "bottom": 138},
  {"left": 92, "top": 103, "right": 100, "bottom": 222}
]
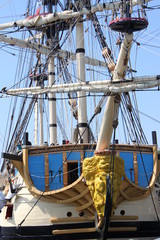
[
  {"left": 1, "top": 143, "right": 159, "bottom": 239},
  {"left": 1, "top": 221, "right": 160, "bottom": 240},
  {"left": 11, "top": 144, "right": 158, "bottom": 202},
  {"left": 1, "top": 185, "right": 160, "bottom": 240}
]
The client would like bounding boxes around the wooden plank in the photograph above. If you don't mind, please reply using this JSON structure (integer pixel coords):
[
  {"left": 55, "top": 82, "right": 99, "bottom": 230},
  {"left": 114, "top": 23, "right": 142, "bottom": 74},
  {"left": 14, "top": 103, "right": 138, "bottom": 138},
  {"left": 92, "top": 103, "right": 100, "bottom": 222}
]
[
  {"left": 60, "top": 189, "right": 88, "bottom": 205},
  {"left": 76, "top": 199, "right": 94, "bottom": 211},
  {"left": 120, "top": 180, "right": 130, "bottom": 191},
  {"left": 45, "top": 153, "right": 49, "bottom": 190},
  {"left": 53, "top": 192, "right": 74, "bottom": 200},
  {"left": 52, "top": 227, "right": 97, "bottom": 235},
  {"left": 50, "top": 216, "right": 95, "bottom": 224},
  {"left": 133, "top": 152, "right": 138, "bottom": 185},
  {"left": 124, "top": 186, "right": 145, "bottom": 199},
  {"left": 80, "top": 150, "right": 84, "bottom": 175},
  {"left": 60, "top": 187, "right": 90, "bottom": 203},
  {"left": 52, "top": 226, "right": 137, "bottom": 235},
  {"left": 2, "top": 152, "right": 22, "bottom": 161},
  {"left": 110, "top": 215, "right": 139, "bottom": 221},
  {"left": 116, "top": 195, "right": 125, "bottom": 205},
  {"left": 108, "top": 227, "right": 137, "bottom": 232},
  {"left": 87, "top": 206, "right": 96, "bottom": 215},
  {"left": 73, "top": 184, "right": 93, "bottom": 202},
  {"left": 63, "top": 152, "right": 68, "bottom": 187},
  {"left": 74, "top": 183, "right": 88, "bottom": 192}
]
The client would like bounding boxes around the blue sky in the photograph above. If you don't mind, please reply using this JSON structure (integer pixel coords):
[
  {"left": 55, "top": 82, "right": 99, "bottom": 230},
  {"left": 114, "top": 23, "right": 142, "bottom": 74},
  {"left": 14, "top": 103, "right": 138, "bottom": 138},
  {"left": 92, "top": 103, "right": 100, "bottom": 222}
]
[
  {"left": 0, "top": 0, "right": 160, "bottom": 161},
  {"left": 132, "top": 1, "right": 160, "bottom": 145}
]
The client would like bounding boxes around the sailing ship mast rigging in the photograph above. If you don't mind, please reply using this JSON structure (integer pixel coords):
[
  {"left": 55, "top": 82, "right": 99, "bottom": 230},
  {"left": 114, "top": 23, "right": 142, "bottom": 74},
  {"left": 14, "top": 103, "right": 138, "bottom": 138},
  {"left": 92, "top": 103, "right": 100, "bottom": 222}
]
[
  {"left": 0, "top": 0, "right": 159, "bottom": 165},
  {"left": 0, "top": 0, "right": 157, "bottom": 161},
  {"left": 0, "top": 1, "right": 160, "bottom": 239}
]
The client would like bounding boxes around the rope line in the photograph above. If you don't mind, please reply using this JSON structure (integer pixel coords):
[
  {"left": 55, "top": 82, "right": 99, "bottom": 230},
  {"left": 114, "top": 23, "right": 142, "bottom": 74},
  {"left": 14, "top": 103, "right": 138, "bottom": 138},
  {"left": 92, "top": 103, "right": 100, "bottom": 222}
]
[{"left": 18, "top": 110, "right": 97, "bottom": 226}]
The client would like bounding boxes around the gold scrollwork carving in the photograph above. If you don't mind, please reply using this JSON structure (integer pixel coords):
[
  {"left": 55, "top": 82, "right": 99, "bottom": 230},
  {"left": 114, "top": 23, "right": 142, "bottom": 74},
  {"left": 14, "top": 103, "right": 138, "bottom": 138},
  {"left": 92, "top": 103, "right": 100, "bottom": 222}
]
[{"left": 83, "top": 154, "right": 124, "bottom": 217}]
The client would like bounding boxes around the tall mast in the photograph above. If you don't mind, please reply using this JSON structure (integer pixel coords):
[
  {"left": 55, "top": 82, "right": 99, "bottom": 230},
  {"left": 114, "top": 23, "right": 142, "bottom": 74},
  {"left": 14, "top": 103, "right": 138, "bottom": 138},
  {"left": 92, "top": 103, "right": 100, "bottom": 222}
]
[
  {"left": 44, "top": 0, "right": 57, "bottom": 145},
  {"left": 39, "top": 60, "right": 44, "bottom": 145},
  {"left": 39, "top": 98, "right": 44, "bottom": 145},
  {"left": 33, "top": 56, "right": 44, "bottom": 145},
  {"left": 34, "top": 97, "right": 38, "bottom": 145},
  {"left": 76, "top": 12, "right": 88, "bottom": 143},
  {"left": 48, "top": 56, "right": 57, "bottom": 145},
  {"left": 33, "top": 69, "right": 38, "bottom": 145}
]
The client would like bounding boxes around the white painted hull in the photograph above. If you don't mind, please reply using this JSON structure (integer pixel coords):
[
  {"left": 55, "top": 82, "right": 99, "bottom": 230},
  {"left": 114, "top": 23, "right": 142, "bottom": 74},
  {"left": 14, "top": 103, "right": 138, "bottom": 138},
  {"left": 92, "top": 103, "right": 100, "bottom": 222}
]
[
  {"left": 1, "top": 184, "right": 160, "bottom": 227},
  {"left": 114, "top": 189, "right": 160, "bottom": 221},
  {"left": 1, "top": 182, "right": 160, "bottom": 239},
  {"left": 1, "top": 186, "right": 81, "bottom": 227}
]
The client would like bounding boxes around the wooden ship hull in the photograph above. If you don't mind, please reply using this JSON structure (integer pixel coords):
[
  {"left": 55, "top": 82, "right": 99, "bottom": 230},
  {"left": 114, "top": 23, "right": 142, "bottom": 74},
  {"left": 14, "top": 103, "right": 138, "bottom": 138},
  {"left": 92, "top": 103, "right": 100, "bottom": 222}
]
[
  {"left": 0, "top": 0, "right": 160, "bottom": 239},
  {"left": 1, "top": 143, "right": 160, "bottom": 239},
  {"left": 13, "top": 143, "right": 159, "bottom": 205}
]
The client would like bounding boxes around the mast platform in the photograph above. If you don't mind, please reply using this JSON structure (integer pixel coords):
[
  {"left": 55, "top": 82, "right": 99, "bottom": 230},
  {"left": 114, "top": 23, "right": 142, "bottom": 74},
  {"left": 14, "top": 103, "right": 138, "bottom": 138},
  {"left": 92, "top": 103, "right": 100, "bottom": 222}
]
[{"left": 109, "top": 17, "right": 148, "bottom": 33}]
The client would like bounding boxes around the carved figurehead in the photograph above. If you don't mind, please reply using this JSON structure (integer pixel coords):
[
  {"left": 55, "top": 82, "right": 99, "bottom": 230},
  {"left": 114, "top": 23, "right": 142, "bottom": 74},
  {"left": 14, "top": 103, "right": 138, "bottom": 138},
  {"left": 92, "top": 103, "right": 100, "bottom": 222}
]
[{"left": 83, "top": 151, "right": 125, "bottom": 219}]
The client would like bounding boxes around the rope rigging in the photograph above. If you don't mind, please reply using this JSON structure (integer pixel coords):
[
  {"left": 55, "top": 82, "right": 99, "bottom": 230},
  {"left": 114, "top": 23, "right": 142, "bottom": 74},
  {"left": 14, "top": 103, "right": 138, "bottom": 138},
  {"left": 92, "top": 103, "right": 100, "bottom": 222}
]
[
  {"left": 0, "top": 2, "right": 160, "bottom": 238},
  {"left": 5, "top": 48, "right": 42, "bottom": 151},
  {"left": 130, "top": 108, "right": 160, "bottom": 222},
  {"left": 58, "top": 58, "right": 78, "bottom": 120},
  {"left": 1, "top": 18, "right": 38, "bottom": 171},
  {"left": 86, "top": 8, "right": 115, "bottom": 75},
  {"left": 18, "top": 101, "right": 98, "bottom": 226},
  {"left": 57, "top": 115, "right": 68, "bottom": 140},
  {"left": 120, "top": 92, "right": 148, "bottom": 144}
]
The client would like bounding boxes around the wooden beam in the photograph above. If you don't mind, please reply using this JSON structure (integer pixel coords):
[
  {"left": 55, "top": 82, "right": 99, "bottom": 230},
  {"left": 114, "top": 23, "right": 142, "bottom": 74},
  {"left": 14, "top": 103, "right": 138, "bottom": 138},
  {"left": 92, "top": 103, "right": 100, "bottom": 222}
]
[
  {"left": 110, "top": 215, "right": 139, "bottom": 221},
  {"left": 2, "top": 152, "right": 22, "bottom": 161},
  {"left": 76, "top": 199, "right": 94, "bottom": 211},
  {"left": 52, "top": 227, "right": 97, "bottom": 235},
  {"left": 45, "top": 154, "right": 49, "bottom": 190},
  {"left": 108, "top": 227, "right": 137, "bottom": 232},
  {"left": 59, "top": 187, "right": 90, "bottom": 203},
  {"left": 50, "top": 216, "right": 95, "bottom": 224},
  {"left": 133, "top": 152, "right": 138, "bottom": 185},
  {"left": 52, "top": 226, "right": 137, "bottom": 235},
  {"left": 63, "top": 152, "right": 68, "bottom": 186}
]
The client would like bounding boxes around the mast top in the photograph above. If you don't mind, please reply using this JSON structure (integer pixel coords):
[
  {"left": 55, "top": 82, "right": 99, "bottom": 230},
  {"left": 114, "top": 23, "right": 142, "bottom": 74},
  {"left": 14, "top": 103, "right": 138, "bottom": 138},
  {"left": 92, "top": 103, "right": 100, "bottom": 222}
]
[
  {"left": 109, "top": 0, "right": 148, "bottom": 33},
  {"left": 109, "top": 17, "right": 148, "bottom": 33}
]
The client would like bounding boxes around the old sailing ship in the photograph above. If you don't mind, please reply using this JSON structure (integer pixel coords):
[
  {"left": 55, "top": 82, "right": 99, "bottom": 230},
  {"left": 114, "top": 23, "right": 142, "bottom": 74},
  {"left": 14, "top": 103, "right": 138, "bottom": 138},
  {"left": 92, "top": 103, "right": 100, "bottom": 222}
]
[{"left": 0, "top": 0, "right": 160, "bottom": 239}]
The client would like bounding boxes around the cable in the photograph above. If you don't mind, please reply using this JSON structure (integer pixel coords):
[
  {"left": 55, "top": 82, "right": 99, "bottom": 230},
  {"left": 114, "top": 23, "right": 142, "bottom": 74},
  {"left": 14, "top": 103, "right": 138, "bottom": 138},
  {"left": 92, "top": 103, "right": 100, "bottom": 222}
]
[
  {"left": 18, "top": 175, "right": 54, "bottom": 226},
  {"left": 130, "top": 105, "right": 160, "bottom": 222},
  {"left": 18, "top": 107, "right": 97, "bottom": 226},
  {"left": 103, "top": 101, "right": 118, "bottom": 239}
]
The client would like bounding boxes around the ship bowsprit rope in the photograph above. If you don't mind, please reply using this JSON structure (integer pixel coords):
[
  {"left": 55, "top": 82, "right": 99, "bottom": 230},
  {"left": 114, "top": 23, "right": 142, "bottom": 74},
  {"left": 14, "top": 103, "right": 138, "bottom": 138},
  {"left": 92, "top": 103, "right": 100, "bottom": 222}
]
[{"left": 102, "top": 175, "right": 112, "bottom": 240}]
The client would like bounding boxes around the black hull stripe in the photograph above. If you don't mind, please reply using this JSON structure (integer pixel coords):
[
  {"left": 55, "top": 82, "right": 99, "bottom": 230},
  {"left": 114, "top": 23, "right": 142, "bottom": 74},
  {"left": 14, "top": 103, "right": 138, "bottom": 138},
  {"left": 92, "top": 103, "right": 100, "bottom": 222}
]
[{"left": 1, "top": 221, "right": 160, "bottom": 239}]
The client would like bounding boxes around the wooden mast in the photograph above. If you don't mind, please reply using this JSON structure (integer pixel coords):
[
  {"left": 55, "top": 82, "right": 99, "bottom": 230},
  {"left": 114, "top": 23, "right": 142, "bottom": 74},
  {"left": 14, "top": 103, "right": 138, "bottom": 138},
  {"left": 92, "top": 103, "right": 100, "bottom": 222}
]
[
  {"left": 39, "top": 60, "right": 44, "bottom": 145},
  {"left": 34, "top": 95, "right": 38, "bottom": 145},
  {"left": 76, "top": 7, "right": 88, "bottom": 143},
  {"left": 46, "top": 1, "right": 57, "bottom": 145}
]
